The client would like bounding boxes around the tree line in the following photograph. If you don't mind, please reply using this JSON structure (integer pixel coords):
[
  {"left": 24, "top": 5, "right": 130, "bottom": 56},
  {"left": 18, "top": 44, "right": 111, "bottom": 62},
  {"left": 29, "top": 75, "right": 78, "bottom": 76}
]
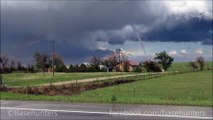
[
  {"left": 0, "top": 51, "right": 208, "bottom": 74},
  {"left": 0, "top": 56, "right": 35, "bottom": 74}
]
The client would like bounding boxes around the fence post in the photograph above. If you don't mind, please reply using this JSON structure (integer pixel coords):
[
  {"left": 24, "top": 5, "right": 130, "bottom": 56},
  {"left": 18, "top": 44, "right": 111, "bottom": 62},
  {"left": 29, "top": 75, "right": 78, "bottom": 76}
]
[{"left": 133, "top": 88, "right": 135, "bottom": 102}]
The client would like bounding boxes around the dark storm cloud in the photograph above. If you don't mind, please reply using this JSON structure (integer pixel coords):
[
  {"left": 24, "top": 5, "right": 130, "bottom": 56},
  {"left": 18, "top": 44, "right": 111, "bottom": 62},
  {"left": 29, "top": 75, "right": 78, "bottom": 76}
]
[
  {"left": 94, "top": 16, "right": 212, "bottom": 46},
  {"left": 108, "top": 37, "right": 125, "bottom": 45},
  {"left": 1, "top": 1, "right": 163, "bottom": 63},
  {"left": 1, "top": 1, "right": 159, "bottom": 42},
  {"left": 143, "top": 17, "right": 213, "bottom": 45},
  {"left": 1, "top": 1, "right": 212, "bottom": 63},
  {"left": 56, "top": 42, "right": 113, "bottom": 63},
  {"left": 4, "top": 39, "right": 112, "bottom": 64}
]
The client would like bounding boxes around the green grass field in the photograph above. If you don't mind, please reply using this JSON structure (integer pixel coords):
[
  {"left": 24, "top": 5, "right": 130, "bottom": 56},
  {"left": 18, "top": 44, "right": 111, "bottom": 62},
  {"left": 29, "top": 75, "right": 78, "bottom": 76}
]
[
  {"left": 168, "top": 62, "right": 212, "bottom": 72},
  {"left": 1, "top": 70, "right": 212, "bottom": 106},
  {"left": 2, "top": 72, "right": 133, "bottom": 86},
  {"left": 2, "top": 62, "right": 212, "bottom": 87}
]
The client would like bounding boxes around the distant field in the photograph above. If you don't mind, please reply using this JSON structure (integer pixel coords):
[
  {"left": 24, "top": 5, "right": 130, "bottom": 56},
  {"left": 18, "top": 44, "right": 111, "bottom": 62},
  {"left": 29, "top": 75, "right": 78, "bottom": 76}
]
[
  {"left": 168, "top": 62, "right": 212, "bottom": 72},
  {"left": 2, "top": 62, "right": 212, "bottom": 87},
  {"left": 3, "top": 72, "right": 134, "bottom": 86},
  {"left": 1, "top": 70, "right": 212, "bottom": 106}
]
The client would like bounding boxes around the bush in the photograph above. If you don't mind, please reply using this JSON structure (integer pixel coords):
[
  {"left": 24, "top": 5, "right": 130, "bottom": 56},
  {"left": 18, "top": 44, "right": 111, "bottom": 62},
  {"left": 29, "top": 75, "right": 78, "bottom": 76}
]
[
  {"left": 133, "top": 66, "right": 142, "bottom": 72},
  {"left": 0, "top": 85, "right": 7, "bottom": 92},
  {"left": 55, "top": 64, "right": 67, "bottom": 72},
  {"left": 111, "top": 95, "right": 117, "bottom": 102},
  {"left": 142, "top": 60, "right": 162, "bottom": 72},
  {"left": 86, "top": 65, "right": 102, "bottom": 72}
]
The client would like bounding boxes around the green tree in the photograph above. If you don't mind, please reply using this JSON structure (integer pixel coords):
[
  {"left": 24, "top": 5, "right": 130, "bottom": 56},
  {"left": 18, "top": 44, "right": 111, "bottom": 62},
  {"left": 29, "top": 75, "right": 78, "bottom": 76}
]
[
  {"left": 133, "top": 66, "right": 142, "bottom": 72},
  {"left": 79, "top": 64, "right": 87, "bottom": 72},
  {"left": 74, "top": 64, "right": 80, "bottom": 72},
  {"left": 55, "top": 64, "right": 67, "bottom": 72},
  {"left": 69, "top": 64, "right": 75, "bottom": 72},
  {"left": 154, "top": 51, "right": 174, "bottom": 71}
]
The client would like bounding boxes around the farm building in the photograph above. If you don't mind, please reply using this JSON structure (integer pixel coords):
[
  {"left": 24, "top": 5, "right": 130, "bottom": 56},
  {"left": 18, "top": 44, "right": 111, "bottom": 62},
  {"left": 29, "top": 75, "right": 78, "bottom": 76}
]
[{"left": 116, "top": 60, "right": 140, "bottom": 72}]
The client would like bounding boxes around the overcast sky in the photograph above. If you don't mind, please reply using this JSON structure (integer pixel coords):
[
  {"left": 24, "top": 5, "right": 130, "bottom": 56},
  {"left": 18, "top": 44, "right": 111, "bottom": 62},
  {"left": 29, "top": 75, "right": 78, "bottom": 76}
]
[{"left": 1, "top": 0, "right": 212, "bottom": 64}]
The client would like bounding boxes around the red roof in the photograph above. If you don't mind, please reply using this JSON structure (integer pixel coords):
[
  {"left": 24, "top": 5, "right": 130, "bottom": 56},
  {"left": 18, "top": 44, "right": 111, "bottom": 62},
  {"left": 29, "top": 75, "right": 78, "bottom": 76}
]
[{"left": 128, "top": 60, "right": 139, "bottom": 66}]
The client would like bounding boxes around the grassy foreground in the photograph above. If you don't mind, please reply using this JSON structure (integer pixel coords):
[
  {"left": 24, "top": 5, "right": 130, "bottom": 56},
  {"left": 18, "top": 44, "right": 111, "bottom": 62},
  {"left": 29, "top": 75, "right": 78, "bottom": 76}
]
[
  {"left": 1, "top": 70, "right": 212, "bottom": 106},
  {"left": 3, "top": 72, "right": 133, "bottom": 86}
]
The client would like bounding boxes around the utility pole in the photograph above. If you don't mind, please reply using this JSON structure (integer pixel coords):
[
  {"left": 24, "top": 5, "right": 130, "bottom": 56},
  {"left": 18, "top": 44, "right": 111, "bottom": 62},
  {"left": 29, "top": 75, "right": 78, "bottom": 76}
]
[{"left": 52, "top": 40, "right": 55, "bottom": 76}]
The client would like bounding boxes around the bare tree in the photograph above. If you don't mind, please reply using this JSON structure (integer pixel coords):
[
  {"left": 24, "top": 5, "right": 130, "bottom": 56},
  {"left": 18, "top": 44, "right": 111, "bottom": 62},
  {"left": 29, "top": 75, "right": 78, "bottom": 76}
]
[
  {"left": 10, "top": 60, "right": 16, "bottom": 71},
  {"left": 27, "top": 64, "right": 35, "bottom": 73},
  {"left": 16, "top": 60, "right": 23, "bottom": 71},
  {"left": 188, "top": 61, "right": 198, "bottom": 72},
  {"left": 34, "top": 53, "right": 52, "bottom": 76},
  {"left": 107, "top": 53, "right": 118, "bottom": 69},
  {"left": 196, "top": 56, "right": 205, "bottom": 71},
  {"left": 102, "top": 53, "right": 120, "bottom": 72},
  {"left": 89, "top": 56, "right": 102, "bottom": 66},
  {"left": 0, "top": 56, "right": 9, "bottom": 69},
  {"left": 53, "top": 54, "right": 64, "bottom": 66},
  {"left": 0, "top": 55, "right": 9, "bottom": 73}
]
